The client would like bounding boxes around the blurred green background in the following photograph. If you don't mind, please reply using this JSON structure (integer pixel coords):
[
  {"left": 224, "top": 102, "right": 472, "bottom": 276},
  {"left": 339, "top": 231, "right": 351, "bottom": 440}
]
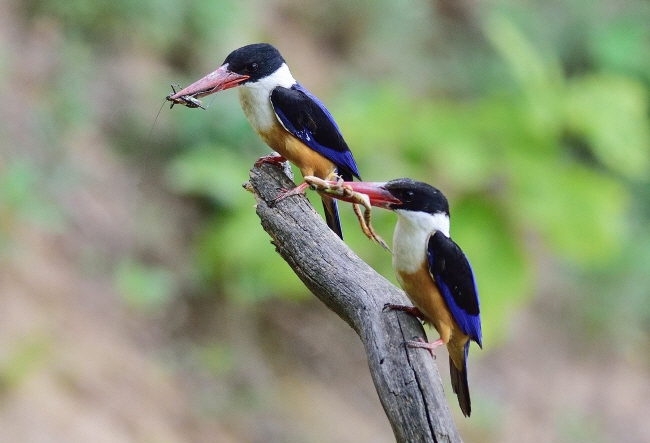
[{"left": 1, "top": 0, "right": 649, "bottom": 442}]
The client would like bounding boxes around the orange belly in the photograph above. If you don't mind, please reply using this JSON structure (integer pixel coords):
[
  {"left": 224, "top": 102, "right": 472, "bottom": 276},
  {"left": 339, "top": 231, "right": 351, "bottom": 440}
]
[
  {"left": 259, "top": 123, "right": 337, "bottom": 180},
  {"left": 396, "top": 263, "right": 469, "bottom": 368}
]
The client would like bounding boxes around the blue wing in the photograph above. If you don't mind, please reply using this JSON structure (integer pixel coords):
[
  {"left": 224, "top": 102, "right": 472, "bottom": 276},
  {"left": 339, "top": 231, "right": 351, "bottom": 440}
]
[
  {"left": 427, "top": 231, "right": 482, "bottom": 347},
  {"left": 270, "top": 83, "right": 360, "bottom": 181}
]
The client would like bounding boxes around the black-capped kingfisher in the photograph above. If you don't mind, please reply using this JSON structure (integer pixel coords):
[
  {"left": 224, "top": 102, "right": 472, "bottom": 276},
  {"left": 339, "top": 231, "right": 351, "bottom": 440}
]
[
  {"left": 167, "top": 43, "right": 361, "bottom": 238},
  {"left": 316, "top": 178, "right": 482, "bottom": 417}
]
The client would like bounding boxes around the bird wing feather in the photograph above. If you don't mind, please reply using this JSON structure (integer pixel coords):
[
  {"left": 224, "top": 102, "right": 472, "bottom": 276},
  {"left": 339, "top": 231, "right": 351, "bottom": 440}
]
[
  {"left": 270, "top": 84, "right": 360, "bottom": 181},
  {"left": 427, "top": 231, "right": 482, "bottom": 347}
]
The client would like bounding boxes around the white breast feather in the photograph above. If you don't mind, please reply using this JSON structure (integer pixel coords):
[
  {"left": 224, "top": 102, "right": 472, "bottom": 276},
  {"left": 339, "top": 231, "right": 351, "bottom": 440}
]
[
  {"left": 238, "top": 63, "right": 296, "bottom": 132},
  {"left": 392, "top": 210, "right": 450, "bottom": 274}
]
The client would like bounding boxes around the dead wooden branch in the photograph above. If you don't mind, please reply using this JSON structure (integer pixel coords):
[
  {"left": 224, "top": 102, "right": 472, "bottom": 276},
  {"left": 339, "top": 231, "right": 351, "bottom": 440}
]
[{"left": 246, "top": 163, "right": 463, "bottom": 443}]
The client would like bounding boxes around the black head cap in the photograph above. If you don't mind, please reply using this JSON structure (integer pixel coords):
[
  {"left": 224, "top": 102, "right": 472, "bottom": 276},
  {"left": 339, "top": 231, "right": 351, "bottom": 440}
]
[
  {"left": 222, "top": 43, "right": 286, "bottom": 84},
  {"left": 384, "top": 179, "right": 449, "bottom": 215}
]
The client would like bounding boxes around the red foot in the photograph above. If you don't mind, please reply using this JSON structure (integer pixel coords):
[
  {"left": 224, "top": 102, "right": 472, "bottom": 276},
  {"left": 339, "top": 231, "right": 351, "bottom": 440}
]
[
  {"left": 383, "top": 303, "right": 426, "bottom": 321},
  {"left": 405, "top": 337, "right": 445, "bottom": 358},
  {"left": 272, "top": 181, "right": 309, "bottom": 204},
  {"left": 255, "top": 153, "right": 287, "bottom": 168}
]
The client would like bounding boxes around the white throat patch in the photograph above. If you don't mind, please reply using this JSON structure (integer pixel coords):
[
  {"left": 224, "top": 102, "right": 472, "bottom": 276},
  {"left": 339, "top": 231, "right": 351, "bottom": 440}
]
[
  {"left": 238, "top": 63, "right": 296, "bottom": 132},
  {"left": 392, "top": 210, "right": 450, "bottom": 274}
]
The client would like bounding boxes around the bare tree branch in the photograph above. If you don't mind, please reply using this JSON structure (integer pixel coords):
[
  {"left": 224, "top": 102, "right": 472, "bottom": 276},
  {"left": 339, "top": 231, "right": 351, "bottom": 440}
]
[{"left": 246, "top": 164, "right": 464, "bottom": 443}]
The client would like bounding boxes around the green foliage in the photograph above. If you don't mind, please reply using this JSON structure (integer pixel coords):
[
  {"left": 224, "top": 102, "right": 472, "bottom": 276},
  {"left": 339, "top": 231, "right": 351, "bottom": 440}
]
[
  {"left": 590, "top": 6, "right": 650, "bottom": 83},
  {"left": 453, "top": 197, "right": 531, "bottom": 343},
  {"left": 192, "top": 206, "right": 307, "bottom": 302},
  {"left": 0, "top": 335, "right": 51, "bottom": 394},
  {"left": 574, "top": 224, "right": 650, "bottom": 353},
  {"left": 115, "top": 259, "right": 177, "bottom": 311},
  {"left": 23, "top": 0, "right": 244, "bottom": 55},
  {"left": 566, "top": 75, "right": 650, "bottom": 178},
  {"left": 0, "top": 159, "right": 65, "bottom": 249},
  {"left": 166, "top": 143, "right": 307, "bottom": 302},
  {"left": 557, "top": 410, "right": 609, "bottom": 443},
  {"left": 196, "top": 343, "right": 235, "bottom": 376},
  {"left": 166, "top": 144, "right": 252, "bottom": 208}
]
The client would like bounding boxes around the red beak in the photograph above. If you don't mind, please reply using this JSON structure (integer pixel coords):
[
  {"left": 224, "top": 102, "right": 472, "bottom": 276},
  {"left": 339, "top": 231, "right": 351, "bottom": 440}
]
[
  {"left": 168, "top": 65, "right": 249, "bottom": 101},
  {"left": 320, "top": 181, "right": 402, "bottom": 209}
]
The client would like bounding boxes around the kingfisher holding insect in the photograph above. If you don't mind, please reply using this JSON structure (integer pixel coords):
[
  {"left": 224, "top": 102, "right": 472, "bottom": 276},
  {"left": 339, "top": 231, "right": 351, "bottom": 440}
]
[
  {"left": 167, "top": 43, "right": 360, "bottom": 238},
  {"left": 314, "top": 178, "right": 482, "bottom": 417}
]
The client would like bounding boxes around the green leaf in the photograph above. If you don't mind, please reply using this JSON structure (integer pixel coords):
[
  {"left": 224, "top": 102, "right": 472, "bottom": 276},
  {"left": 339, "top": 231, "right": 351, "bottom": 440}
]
[
  {"left": 195, "top": 207, "right": 307, "bottom": 302},
  {"left": 484, "top": 13, "right": 563, "bottom": 92},
  {"left": 196, "top": 343, "right": 235, "bottom": 376},
  {"left": 507, "top": 155, "right": 628, "bottom": 266},
  {"left": 452, "top": 196, "right": 533, "bottom": 346},
  {"left": 115, "top": 259, "right": 176, "bottom": 310},
  {"left": 566, "top": 75, "right": 650, "bottom": 179},
  {"left": 0, "top": 159, "right": 65, "bottom": 238},
  {"left": 165, "top": 144, "right": 252, "bottom": 207},
  {"left": 0, "top": 335, "right": 51, "bottom": 393},
  {"left": 591, "top": 17, "right": 650, "bottom": 81}
]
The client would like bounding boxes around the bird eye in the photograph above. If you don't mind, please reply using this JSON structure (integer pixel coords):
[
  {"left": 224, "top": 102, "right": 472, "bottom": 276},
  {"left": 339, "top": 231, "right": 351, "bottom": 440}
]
[
  {"left": 245, "top": 62, "right": 259, "bottom": 72},
  {"left": 403, "top": 190, "right": 414, "bottom": 202}
]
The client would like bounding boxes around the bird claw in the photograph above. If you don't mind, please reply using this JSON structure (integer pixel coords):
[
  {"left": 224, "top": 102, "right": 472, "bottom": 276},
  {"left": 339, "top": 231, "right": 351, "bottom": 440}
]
[
  {"left": 383, "top": 303, "right": 426, "bottom": 320},
  {"left": 255, "top": 153, "right": 288, "bottom": 168},
  {"left": 401, "top": 337, "right": 435, "bottom": 359},
  {"left": 404, "top": 337, "right": 436, "bottom": 359},
  {"left": 403, "top": 337, "right": 444, "bottom": 359},
  {"left": 271, "top": 182, "right": 309, "bottom": 206},
  {"left": 304, "top": 176, "right": 390, "bottom": 250}
]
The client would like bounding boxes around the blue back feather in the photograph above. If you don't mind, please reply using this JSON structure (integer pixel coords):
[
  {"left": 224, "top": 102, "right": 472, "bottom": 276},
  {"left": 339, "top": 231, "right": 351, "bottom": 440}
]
[
  {"left": 428, "top": 245, "right": 483, "bottom": 347},
  {"left": 272, "top": 83, "right": 360, "bottom": 179}
]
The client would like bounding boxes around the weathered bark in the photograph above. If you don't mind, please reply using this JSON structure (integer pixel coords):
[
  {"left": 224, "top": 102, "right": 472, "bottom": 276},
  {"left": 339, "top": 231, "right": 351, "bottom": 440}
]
[{"left": 246, "top": 164, "right": 463, "bottom": 443}]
